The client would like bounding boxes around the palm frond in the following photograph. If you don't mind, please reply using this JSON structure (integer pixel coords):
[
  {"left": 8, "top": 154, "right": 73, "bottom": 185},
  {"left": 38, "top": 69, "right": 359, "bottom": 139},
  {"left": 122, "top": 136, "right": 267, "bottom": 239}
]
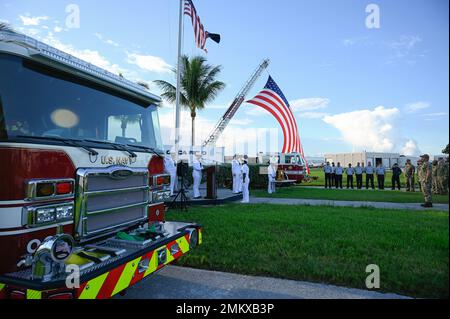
[{"left": 0, "top": 22, "right": 13, "bottom": 32}]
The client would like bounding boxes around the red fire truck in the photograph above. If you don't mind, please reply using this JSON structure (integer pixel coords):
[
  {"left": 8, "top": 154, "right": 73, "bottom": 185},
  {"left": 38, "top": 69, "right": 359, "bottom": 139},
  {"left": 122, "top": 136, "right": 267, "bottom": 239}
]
[
  {"left": 0, "top": 29, "right": 202, "bottom": 299},
  {"left": 277, "top": 153, "right": 306, "bottom": 183},
  {"left": 260, "top": 152, "right": 306, "bottom": 183}
]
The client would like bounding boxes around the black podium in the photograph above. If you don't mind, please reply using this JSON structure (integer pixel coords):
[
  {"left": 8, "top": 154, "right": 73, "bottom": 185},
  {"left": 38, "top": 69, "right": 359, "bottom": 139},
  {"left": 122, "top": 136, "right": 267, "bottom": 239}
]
[{"left": 204, "top": 165, "right": 217, "bottom": 199}]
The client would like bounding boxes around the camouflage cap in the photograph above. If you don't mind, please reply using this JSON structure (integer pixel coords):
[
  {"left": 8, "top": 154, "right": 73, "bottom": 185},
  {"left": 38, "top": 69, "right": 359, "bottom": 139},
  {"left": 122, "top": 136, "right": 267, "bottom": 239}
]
[{"left": 420, "top": 154, "right": 430, "bottom": 160}]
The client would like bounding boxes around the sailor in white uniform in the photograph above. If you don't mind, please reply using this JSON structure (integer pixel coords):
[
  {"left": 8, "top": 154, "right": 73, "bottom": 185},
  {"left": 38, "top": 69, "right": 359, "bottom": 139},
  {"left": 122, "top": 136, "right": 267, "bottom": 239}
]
[
  {"left": 163, "top": 152, "right": 177, "bottom": 196},
  {"left": 231, "top": 155, "right": 242, "bottom": 194},
  {"left": 241, "top": 157, "right": 250, "bottom": 203},
  {"left": 267, "top": 157, "right": 278, "bottom": 194},
  {"left": 192, "top": 153, "right": 203, "bottom": 199}
]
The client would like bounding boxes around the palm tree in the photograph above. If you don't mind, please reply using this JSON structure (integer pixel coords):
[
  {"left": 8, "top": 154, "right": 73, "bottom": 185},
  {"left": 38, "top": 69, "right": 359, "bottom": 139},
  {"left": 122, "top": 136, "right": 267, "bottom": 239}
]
[
  {"left": 113, "top": 115, "right": 142, "bottom": 138},
  {"left": 154, "top": 55, "right": 225, "bottom": 146}
]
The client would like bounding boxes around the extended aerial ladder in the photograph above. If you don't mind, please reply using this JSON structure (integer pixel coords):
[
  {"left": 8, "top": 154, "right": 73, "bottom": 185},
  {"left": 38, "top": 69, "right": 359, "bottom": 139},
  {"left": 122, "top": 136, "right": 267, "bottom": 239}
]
[{"left": 202, "top": 59, "right": 270, "bottom": 147}]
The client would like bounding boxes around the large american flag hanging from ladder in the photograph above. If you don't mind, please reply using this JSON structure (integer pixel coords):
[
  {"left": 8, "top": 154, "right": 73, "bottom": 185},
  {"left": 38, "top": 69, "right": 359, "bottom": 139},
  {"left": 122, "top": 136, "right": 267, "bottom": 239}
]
[
  {"left": 247, "top": 76, "right": 310, "bottom": 174},
  {"left": 184, "top": 0, "right": 220, "bottom": 53}
]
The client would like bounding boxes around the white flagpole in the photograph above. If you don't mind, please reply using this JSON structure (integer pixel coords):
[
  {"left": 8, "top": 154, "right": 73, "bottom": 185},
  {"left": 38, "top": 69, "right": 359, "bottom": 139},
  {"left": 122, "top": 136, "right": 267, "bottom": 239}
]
[{"left": 174, "top": 0, "right": 184, "bottom": 161}]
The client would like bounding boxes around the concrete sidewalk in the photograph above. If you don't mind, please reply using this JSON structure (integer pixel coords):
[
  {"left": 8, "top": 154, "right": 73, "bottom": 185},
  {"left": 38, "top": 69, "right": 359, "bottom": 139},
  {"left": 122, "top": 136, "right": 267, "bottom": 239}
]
[
  {"left": 251, "top": 197, "right": 449, "bottom": 211},
  {"left": 116, "top": 266, "right": 409, "bottom": 299}
]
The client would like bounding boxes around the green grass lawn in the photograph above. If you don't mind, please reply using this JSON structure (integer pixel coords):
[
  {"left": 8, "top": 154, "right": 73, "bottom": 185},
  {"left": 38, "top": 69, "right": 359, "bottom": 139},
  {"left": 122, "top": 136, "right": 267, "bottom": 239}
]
[
  {"left": 304, "top": 167, "right": 421, "bottom": 188},
  {"left": 253, "top": 186, "right": 450, "bottom": 204},
  {"left": 168, "top": 204, "right": 449, "bottom": 298}
]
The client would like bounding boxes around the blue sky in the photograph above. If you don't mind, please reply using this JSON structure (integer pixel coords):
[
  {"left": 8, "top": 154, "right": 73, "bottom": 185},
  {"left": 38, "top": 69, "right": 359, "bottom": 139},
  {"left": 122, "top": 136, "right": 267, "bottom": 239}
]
[{"left": 1, "top": 0, "right": 448, "bottom": 156}]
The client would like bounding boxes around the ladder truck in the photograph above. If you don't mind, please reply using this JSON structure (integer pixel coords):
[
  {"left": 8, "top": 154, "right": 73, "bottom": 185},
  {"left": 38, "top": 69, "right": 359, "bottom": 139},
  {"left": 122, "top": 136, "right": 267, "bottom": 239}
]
[{"left": 202, "top": 59, "right": 270, "bottom": 147}]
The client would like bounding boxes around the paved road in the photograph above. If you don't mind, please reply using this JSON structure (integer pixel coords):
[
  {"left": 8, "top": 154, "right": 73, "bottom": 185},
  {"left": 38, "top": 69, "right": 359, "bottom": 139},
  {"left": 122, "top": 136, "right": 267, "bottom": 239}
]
[
  {"left": 251, "top": 197, "right": 449, "bottom": 211},
  {"left": 115, "top": 266, "right": 408, "bottom": 299}
]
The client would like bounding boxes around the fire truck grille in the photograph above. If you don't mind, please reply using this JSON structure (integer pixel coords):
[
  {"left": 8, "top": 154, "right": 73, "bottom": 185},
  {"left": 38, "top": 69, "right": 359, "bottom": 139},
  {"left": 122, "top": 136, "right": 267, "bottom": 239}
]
[{"left": 75, "top": 166, "right": 149, "bottom": 241}]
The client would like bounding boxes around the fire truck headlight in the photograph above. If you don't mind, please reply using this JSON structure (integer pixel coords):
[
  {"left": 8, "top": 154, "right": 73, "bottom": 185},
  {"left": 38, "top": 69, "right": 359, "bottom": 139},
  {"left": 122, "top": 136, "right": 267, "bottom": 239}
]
[
  {"left": 25, "top": 203, "right": 74, "bottom": 227},
  {"left": 36, "top": 207, "right": 56, "bottom": 224},
  {"left": 56, "top": 205, "right": 74, "bottom": 220},
  {"left": 152, "top": 191, "right": 171, "bottom": 202}
]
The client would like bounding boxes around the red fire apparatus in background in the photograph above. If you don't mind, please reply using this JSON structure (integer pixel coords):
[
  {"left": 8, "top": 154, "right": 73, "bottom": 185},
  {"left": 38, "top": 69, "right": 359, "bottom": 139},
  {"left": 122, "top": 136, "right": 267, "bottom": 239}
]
[
  {"left": 260, "top": 152, "right": 306, "bottom": 183},
  {"left": 0, "top": 29, "right": 201, "bottom": 299},
  {"left": 277, "top": 153, "right": 306, "bottom": 183}
]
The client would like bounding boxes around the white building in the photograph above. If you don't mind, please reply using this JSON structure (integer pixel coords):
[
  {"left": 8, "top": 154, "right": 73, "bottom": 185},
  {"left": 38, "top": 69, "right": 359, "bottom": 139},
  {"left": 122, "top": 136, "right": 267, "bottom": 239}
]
[{"left": 324, "top": 152, "right": 421, "bottom": 168}]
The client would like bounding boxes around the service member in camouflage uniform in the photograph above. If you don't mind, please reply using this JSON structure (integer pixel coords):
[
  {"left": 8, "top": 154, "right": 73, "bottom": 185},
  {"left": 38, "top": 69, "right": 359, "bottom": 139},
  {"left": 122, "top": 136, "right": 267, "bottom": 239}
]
[
  {"left": 418, "top": 154, "right": 433, "bottom": 208},
  {"left": 437, "top": 158, "right": 449, "bottom": 195},
  {"left": 417, "top": 159, "right": 423, "bottom": 192},
  {"left": 404, "top": 159, "right": 415, "bottom": 192},
  {"left": 432, "top": 160, "right": 439, "bottom": 194}
]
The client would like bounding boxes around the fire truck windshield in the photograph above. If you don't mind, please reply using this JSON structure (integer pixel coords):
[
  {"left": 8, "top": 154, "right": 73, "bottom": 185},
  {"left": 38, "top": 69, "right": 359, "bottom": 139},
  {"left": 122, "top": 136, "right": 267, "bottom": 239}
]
[{"left": 0, "top": 54, "right": 164, "bottom": 151}]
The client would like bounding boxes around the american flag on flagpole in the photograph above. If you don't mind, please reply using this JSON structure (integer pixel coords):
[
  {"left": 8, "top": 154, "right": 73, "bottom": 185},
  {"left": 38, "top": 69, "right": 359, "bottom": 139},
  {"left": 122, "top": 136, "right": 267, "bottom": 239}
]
[
  {"left": 184, "top": 0, "right": 220, "bottom": 53},
  {"left": 247, "top": 76, "right": 310, "bottom": 174}
]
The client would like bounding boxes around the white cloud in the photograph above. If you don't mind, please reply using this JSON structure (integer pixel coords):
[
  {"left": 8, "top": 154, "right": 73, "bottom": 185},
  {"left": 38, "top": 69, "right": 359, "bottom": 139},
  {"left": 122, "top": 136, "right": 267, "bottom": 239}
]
[
  {"left": 423, "top": 112, "right": 447, "bottom": 117},
  {"left": 94, "top": 33, "right": 119, "bottom": 47},
  {"left": 422, "top": 112, "right": 449, "bottom": 121},
  {"left": 405, "top": 101, "right": 431, "bottom": 113},
  {"left": 401, "top": 139, "right": 421, "bottom": 156},
  {"left": 207, "top": 103, "right": 230, "bottom": 110},
  {"left": 127, "top": 53, "right": 172, "bottom": 74},
  {"left": 245, "top": 106, "right": 268, "bottom": 117},
  {"left": 297, "top": 112, "right": 329, "bottom": 119},
  {"left": 19, "top": 15, "right": 49, "bottom": 26},
  {"left": 389, "top": 35, "right": 422, "bottom": 51},
  {"left": 323, "top": 106, "right": 420, "bottom": 154},
  {"left": 229, "top": 118, "right": 253, "bottom": 126},
  {"left": 386, "top": 35, "right": 425, "bottom": 64},
  {"left": 342, "top": 36, "right": 371, "bottom": 47},
  {"left": 53, "top": 26, "right": 63, "bottom": 33},
  {"left": 290, "top": 98, "right": 330, "bottom": 111}
]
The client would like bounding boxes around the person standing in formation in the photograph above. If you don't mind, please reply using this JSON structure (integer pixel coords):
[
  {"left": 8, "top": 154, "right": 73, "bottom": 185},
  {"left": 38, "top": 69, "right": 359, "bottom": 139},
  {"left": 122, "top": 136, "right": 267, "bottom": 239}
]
[
  {"left": 241, "top": 156, "right": 250, "bottom": 203},
  {"left": 376, "top": 163, "right": 386, "bottom": 190},
  {"left": 391, "top": 163, "right": 402, "bottom": 191},
  {"left": 164, "top": 152, "right": 177, "bottom": 196},
  {"left": 346, "top": 163, "right": 354, "bottom": 189},
  {"left": 418, "top": 154, "right": 433, "bottom": 208},
  {"left": 231, "top": 154, "right": 242, "bottom": 194},
  {"left": 267, "top": 157, "right": 278, "bottom": 194},
  {"left": 404, "top": 159, "right": 416, "bottom": 192},
  {"left": 331, "top": 162, "right": 336, "bottom": 187},
  {"left": 365, "top": 161, "right": 375, "bottom": 189},
  {"left": 417, "top": 159, "right": 423, "bottom": 192},
  {"left": 437, "top": 157, "right": 449, "bottom": 195},
  {"left": 432, "top": 160, "right": 439, "bottom": 194},
  {"left": 323, "top": 162, "right": 333, "bottom": 189},
  {"left": 354, "top": 162, "right": 363, "bottom": 189},
  {"left": 335, "top": 162, "right": 343, "bottom": 189},
  {"left": 192, "top": 153, "right": 204, "bottom": 199}
]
